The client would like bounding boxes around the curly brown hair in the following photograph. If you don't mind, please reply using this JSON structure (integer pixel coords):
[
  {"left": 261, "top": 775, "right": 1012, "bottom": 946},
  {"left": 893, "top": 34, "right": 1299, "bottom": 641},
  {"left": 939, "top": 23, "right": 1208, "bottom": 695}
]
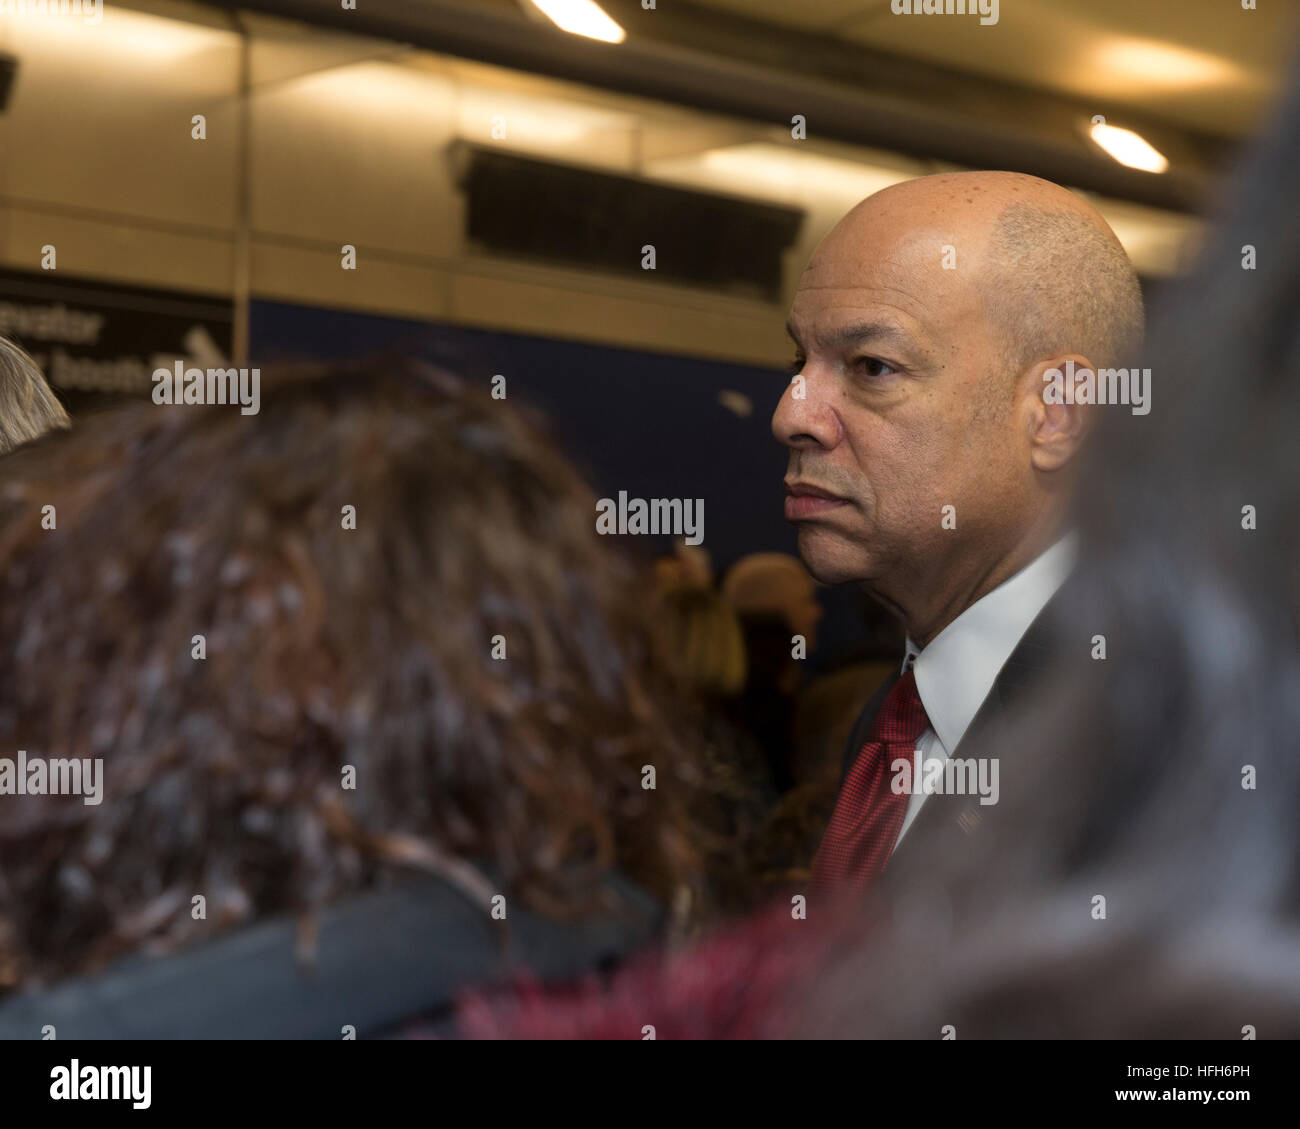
[{"left": 0, "top": 359, "right": 707, "bottom": 991}]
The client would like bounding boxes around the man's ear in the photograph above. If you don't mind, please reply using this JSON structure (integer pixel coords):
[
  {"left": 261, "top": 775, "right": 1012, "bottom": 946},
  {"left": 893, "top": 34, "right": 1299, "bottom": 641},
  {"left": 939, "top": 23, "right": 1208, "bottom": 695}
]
[{"left": 1020, "top": 354, "right": 1093, "bottom": 472}]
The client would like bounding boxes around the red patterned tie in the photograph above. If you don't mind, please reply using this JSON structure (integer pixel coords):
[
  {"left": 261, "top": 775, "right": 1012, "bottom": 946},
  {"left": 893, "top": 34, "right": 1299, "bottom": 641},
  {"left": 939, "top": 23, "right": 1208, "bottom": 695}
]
[{"left": 810, "top": 670, "right": 931, "bottom": 893}]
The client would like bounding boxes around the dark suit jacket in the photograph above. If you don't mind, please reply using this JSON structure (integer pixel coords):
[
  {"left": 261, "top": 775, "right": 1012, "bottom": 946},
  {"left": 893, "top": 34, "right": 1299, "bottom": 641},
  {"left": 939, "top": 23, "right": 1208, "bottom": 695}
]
[{"left": 836, "top": 595, "right": 1062, "bottom": 867}]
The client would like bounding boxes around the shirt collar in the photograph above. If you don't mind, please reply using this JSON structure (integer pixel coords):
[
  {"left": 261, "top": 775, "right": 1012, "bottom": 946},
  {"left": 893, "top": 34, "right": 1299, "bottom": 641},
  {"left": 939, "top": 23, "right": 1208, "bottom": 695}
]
[{"left": 902, "top": 533, "right": 1077, "bottom": 754}]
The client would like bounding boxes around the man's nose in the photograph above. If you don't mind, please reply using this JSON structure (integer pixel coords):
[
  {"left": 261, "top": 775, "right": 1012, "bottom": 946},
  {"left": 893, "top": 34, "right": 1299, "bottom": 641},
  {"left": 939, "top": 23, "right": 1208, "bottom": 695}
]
[{"left": 772, "top": 372, "right": 838, "bottom": 450}]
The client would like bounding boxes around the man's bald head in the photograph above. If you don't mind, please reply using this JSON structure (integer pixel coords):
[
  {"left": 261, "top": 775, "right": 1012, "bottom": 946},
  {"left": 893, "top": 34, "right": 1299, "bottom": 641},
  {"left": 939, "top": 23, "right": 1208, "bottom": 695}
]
[
  {"left": 774, "top": 171, "right": 1138, "bottom": 642},
  {"left": 985, "top": 199, "right": 1144, "bottom": 375},
  {"left": 832, "top": 171, "right": 1143, "bottom": 377}
]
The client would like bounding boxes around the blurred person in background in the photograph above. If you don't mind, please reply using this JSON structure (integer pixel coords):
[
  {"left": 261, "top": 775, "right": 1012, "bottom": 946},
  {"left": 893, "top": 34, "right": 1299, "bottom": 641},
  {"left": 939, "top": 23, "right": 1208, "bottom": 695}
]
[
  {"left": 774, "top": 169, "right": 1144, "bottom": 894},
  {"left": 718, "top": 552, "right": 887, "bottom": 891},
  {"left": 789, "top": 596, "right": 900, "bottom": 790},
  {"left": 720, "top": 552, "right": 822, "bottom": 795},
  {"left": 656, "top": 561, "right": 747, "bottom": 703},
  {"left": 0, "top": 359, "right": 725, "bottom": 1037},
  {"left": 751, "top": 598, "right": 902, "bottom": 891},
  {"left": 0, "top": 334, "right": 70, "bottom": 455},
  {"left": 651, "top": 539, "right": 712, "bottom": 594},
  {"left": 753, "top": 586, "right": 906, "bottom": 890},
  {"left": 721, "top": 552, "right": 823, "bottom": 671},
  {"left": 651, "top": 549, "right": 777, "bottom": 916},
  {"left": 460, "top": 50, "right": 1300, "bottom": 1038}
]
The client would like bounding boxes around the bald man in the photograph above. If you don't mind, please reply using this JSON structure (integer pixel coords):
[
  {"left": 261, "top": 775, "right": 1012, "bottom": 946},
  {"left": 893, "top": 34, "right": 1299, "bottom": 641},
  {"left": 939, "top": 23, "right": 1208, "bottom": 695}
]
[{"left": 773, "top": 171, "right": 1143, "bottom": 893}]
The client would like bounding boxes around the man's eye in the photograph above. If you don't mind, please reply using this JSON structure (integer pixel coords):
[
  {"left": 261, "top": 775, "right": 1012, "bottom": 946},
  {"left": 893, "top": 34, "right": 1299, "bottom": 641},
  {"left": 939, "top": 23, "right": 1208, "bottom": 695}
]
[{"left": 856, "top": 356, "right": 897, "bottom": 379}]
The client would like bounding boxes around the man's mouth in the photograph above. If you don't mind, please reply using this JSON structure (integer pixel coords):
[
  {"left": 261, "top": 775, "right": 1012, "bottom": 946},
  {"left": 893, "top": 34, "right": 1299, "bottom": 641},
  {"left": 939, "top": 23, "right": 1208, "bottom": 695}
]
[{"left": 784, "top": 481, "right": 850, "bottom": 521}]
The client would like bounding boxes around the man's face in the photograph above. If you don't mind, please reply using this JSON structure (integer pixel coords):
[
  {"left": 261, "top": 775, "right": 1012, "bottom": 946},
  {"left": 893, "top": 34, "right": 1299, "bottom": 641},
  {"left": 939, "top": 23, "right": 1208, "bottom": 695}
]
[{"left": 772, "top": 214, "right": 1031, "bottom": 597}]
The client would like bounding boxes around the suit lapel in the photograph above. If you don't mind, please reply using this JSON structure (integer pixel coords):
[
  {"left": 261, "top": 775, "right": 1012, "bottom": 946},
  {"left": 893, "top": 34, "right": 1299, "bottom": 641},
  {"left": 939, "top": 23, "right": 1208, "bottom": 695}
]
[
  {"left": 830, "top": 596, "right": 1062, "bottom": 864},
  {"left": 888, "top": 596, "right": 1061, "bottom": 861}
]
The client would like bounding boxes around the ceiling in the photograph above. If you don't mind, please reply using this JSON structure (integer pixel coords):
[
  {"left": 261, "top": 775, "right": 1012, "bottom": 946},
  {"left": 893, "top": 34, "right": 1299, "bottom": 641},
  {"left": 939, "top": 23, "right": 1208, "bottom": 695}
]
[
  {"left": 210, "top": 0, "right": 1300, "bottom": 213},
  {"left": 689, "top": 0, "right": 1299, "bottom": 137}
]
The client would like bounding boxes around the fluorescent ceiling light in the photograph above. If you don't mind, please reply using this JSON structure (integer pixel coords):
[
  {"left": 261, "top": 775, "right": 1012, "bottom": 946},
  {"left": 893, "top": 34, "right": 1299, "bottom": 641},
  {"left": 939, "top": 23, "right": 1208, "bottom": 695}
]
[
  {"left": 457, "top": 87, "right": 631, "bottom": 150},
  {"left": 1089, "top": 122, "right": 1168, "bottom": 174},
  {"left": 528, "top": 0, "right": 626, "bottom": 44},
  {"left": 648, "top": 142, "right": 914, "bottom": 204},
  {"left": 12, "top": 6, "right": 228, "bottom": 59},
  {"left": 1091, "top": 41, "right": 1237, "bottom": 89}
]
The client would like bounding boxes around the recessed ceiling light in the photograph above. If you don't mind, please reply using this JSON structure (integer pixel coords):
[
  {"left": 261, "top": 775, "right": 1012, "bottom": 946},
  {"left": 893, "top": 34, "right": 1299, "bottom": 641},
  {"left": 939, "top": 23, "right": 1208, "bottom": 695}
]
[
  {"left": 1089, "top": 122, "right": 1169, "bottom": 174},
  {"left": 527, "top": 0, "right": 626, "bottom": 44}
]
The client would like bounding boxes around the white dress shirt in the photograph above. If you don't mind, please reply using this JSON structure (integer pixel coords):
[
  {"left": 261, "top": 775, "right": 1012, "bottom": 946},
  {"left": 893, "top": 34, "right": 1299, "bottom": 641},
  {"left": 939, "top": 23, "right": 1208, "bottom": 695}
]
[{"left": 894, "top": 535, "right": 1077, "bottom": 843}]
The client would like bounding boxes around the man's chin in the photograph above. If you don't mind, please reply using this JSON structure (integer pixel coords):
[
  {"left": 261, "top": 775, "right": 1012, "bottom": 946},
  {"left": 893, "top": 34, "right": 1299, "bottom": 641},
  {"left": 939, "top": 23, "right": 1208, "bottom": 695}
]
[{"left": 794, "top": 526, "right": 874, "bottom": 586}]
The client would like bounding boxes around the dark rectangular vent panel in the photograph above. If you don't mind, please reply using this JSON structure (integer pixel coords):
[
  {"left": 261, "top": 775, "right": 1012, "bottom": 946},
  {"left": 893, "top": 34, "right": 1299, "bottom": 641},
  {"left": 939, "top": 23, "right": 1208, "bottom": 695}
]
[
  {"left": 0, "top": 55, "right": 17, "bottom": 114},
  {"left": 455, "top": 143, "right": 804, "bottom": 303}
]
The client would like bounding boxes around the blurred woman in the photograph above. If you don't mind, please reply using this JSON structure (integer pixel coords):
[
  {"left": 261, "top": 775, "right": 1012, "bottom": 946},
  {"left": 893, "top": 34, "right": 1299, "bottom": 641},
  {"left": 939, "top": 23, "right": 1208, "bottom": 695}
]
[{"left": 0, "top": 359, "right": 719, "bottom": 1036}]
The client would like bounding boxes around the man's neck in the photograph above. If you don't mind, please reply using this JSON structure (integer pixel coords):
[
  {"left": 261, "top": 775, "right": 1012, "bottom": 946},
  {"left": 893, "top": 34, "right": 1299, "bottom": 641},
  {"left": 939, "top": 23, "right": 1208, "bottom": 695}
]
[{"left": 879, "top": 522, "right": 1066, "bottom": 650}]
